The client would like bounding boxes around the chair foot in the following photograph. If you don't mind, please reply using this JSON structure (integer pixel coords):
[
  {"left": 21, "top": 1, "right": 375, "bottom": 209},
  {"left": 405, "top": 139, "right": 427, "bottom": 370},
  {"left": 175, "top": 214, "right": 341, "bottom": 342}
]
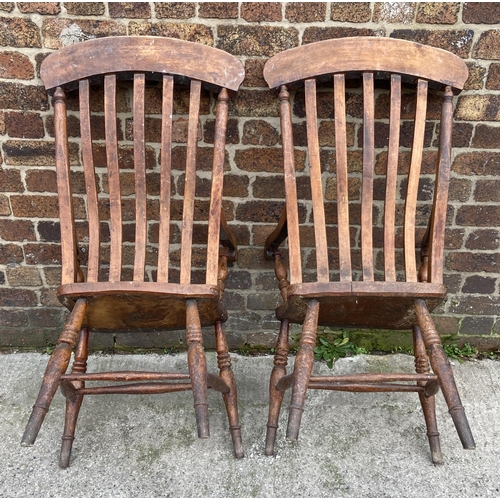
[
  {"left": 21, "top": 342, "right": 74, "bottom": 446},
  {"left": 286, "top": 301, "right": 319, "bottom": 442},
  {"left": 215, "top": 321, "right": 244, "bottom": 458},
  {"left": 186, "top": 300, "right": 210, "bottom": 439},
  {"left": 59, "top": 394, "right": 84, "bottom": 468},
  {"left": 415, "top": 300, "right": 476, "bottom": 451},
  {"left": 265, "top": 319, "right": 290, "bottom": 456}
]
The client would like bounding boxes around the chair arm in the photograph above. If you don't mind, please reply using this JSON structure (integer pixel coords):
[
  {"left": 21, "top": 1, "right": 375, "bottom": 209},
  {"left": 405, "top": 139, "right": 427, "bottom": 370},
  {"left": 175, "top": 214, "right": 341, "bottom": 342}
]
[
  {"left": 220, "top": 211, "right": 238, "bottom": 262},
  {"left": 264, "top": 206, "right": 288, "bottom": 260}
]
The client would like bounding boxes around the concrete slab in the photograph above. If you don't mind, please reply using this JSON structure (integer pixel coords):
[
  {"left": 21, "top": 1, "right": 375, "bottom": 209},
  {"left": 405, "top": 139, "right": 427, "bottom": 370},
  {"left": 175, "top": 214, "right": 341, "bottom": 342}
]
[{"left": 0, "top": 352, "right": 499, "bottom": 497}]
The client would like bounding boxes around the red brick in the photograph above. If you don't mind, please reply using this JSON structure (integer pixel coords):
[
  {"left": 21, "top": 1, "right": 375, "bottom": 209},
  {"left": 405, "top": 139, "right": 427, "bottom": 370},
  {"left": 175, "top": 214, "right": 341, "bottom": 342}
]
[
  {"left": 449, "top": 295, "right": 500, "bottom": 315},
  {"left": 0, "top": 17, "right": 41, "bottom": 47},
  {"left": 0, "top": 219, "right": 36, "bottom": 241},
  {"left": 465, "top": 229, "right": 499, "bottom": 250},
  {"left": 199, "top": 2, "right": 238, "bottom": 19},
  {"left": 463, "top": 2, "right": 500, "bottom": 23},
  {"left": 42, "top": 19, "right": 126, "bottom": 49},
  {"left": 0, "top": 83, "right": 48, "bottom": 111},
  {"left": 462, "top": 275, "right": 496, "bottom": 294},
  {"left": 390, "top": 29, "right": 473, "bottom": 58},
  {"left": 128, "top": 22, "right": 213, "bottom": 45},
  {"left": 0, "top": 243, "right": 23, "bottom": 264},
  {"left": 7, "top": 267, "right": 42, "bottom": 286},
  {"left": 154, "top": 2, "right": 195, "bottom": 19},
  {"left": 285, "top": 2, "right": 326, "bottom": 22},
  {"left": 4, "top": 112, "right": 44, "bottom": 139},
  {"left": 234, "top": 148, "right": 305, "bottom": 173},
  {"left": 373, "top": 2, "right": 416, "bottom": 23},
  {"left": 24, "top": 243, "right": 62, "bottom": 265},
  {"left": 18, "top": 2, "right": 61, "bottom": 14},
  {"left": 474, "top": 29, "right": 500, "bottom": 61},
  {"left": 0, "top": 194, "right": 9, "bottom": 215},
  {"left": 0, "top": 3, "right": 13, "bottom": 13},
  {"left": 11, "top": 194, "right": 59, "bottom": 218},
  {"left": 0, "top": 51, "right": 35, "bottom": 79},
  {"left": 415, "top": 3, "right": 459, "bottom": 24},
  {"left": 465, "top": 62, "right": 487, "bottom": 90},
  {"left": 109, "top": 2, "right": 150, "bottom": 18},
  {"left": 243, "top": 59, "right": 267, "bottom": 88},
  {"left": 0, "top": 288, "right": 38, "bottom": 307},
  {"left": 453, "top": 152, "right": 500, "bottom": 175},
  {"left": 456, "top": 205, "right": 500, "bottom": 227},
  {"left": 486, "top": 63, "right": 500, "bottom": 90},
  {"left": 303, "top": 26, "right": 376, "bottom": 44},
  {"left": 242, "top": 120, "right": 279, "bottom": 146},
  {"left": 474, "top": 180, "right": 500, "bottom": 202},
  {"left": 331, "top": 2, "right": 371, "bottom": 22},
  {"left": 64, "top": 2, "right": 105, "bottom": 15},
  {"left": 471, "top": 124, "right": 500, "bottom": 149},
  {"left": 217, "top": 26, "right": 299, "bottom": 57},
  {"left": 0, "top": 168, "right": 23, "bottom": 192},
  {"left": 3, "top": 140, "right": 79, "bottom": 167},
  {"left": 241, "top": 2, "right": 281, "bottom": 22},
  {"left": 231, "top": 90, "right": 280, "bottom": 117}
]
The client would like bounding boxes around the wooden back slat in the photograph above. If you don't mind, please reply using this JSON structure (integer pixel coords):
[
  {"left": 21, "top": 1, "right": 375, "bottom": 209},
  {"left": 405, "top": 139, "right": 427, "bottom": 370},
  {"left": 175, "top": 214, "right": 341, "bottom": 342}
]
[
  {"left": 305, "top": 79, "right": 329, "bottom": 282},
  {"left": 429, "top": 86, "right": 454, "bottom": 284},
  {"left": 383, "top": 75, "right": 402, "bottom": 282},
  {"left": 206, "top": 88, "right": 229, "bottom": 285},
  {"left": 133, "top": 73, "right": 147, "bottom": 282},
  {"left": 361, "top": 73, "right": 375, "bottom": 282},
  {"left": 79, "top": 80, "right": 100, "bottom": 282},
  {"left": 53, "top": 87, "right": 75, "bottom": 285},
  {"left": 279, "top": 85, "right": 302, "bottom": 285},
  {"left": 157, "top": 75, "right": 174, "bottom": 283},
  {"left": 180, "top": 79, "right": 202, "bottom": 284},
  {"left": 404, "top": 79, "right": 428, "bottom": 282},
  {"left": 104, "top": 74, "right": 122, "bottom": 282},
  {"left": 333, "top": 74, "right": 352, "bottom": 282}
]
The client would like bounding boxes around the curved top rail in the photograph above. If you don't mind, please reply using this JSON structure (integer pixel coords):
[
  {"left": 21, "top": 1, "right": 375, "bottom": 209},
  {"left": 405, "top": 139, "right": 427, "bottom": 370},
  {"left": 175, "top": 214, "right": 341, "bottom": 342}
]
[
  {"left": 41, "top": 36, "right": 245, "bottom": 91},
  {"left": 264, "top": 37, "right": 468, "bottom": 91}
]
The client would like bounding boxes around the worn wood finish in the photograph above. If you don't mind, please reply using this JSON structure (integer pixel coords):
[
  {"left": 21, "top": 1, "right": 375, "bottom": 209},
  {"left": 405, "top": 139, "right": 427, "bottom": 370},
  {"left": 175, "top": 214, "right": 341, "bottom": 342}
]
[
  {"left": 41, "top": 36, "right": 245, "bottom": 91},
  {"left": 263, "top": 38, "right": 474, "bottom": 462},
  {"left": 25, "top": 36, "right": 245, "bottom": 467},
  {"left": 79, "top": 80, "right": 100, "bottom": 282},
  {"left": 404, "top": 79, "right": 428, "bottom": 282},
  {"left": 333, "top": 74, "right": 352, "bottom": 281},
  {"left": 264, "top": 37, "right": 468, "bottom": 90},
  {"left": 384, "top": 75, "right": 401, "bottom": 282},
  {"left": 305, "top": 79, "right": 329, "bottom": 282},
  {"left": 361, "top": 72, "right": 375, "bottom": 281}
]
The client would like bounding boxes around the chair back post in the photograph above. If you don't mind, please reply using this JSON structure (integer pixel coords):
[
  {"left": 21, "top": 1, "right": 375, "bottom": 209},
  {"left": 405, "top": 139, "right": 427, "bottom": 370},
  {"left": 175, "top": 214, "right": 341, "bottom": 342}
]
[
  {"left": 53, "top": 86, "right": 76, "bottom": 285},
  {"left": 429, "top": 86, "right": 454, "bottom": 284}
]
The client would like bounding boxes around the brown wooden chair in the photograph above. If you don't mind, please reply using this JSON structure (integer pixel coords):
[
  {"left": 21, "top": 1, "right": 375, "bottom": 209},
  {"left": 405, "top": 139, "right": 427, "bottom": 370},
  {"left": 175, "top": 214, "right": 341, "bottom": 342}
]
[
  {"left": 263, "top": 37, "right": 475, "bottom": 464},
  {"left": 20, "top": 36, "right": 245, "bottom": 467}
]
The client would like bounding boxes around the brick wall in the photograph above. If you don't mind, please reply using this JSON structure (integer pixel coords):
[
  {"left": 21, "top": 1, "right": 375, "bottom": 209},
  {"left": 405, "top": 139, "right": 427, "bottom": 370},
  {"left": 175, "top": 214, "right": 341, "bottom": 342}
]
[{"left": 1, "top": 2, "right": 500, "bottom": 351}]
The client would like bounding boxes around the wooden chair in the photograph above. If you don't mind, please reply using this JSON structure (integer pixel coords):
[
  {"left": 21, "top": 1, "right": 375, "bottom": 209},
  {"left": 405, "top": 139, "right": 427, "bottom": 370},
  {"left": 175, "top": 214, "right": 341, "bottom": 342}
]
[
  {"left": 263, "top": 37, "right": 475, "bottom": 464},
  {"left": 20, "top": 36, "right": 245, "bottom": 467}
]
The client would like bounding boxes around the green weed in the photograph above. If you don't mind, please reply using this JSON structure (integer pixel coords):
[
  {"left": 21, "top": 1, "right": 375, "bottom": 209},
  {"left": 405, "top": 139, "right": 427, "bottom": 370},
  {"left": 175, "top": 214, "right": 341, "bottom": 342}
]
[
  {"left": 314, "top": 333, "right": 367, "bottom": 368},
  {"left": 443, "top": 343, "right": 478, "bottom": 362}
]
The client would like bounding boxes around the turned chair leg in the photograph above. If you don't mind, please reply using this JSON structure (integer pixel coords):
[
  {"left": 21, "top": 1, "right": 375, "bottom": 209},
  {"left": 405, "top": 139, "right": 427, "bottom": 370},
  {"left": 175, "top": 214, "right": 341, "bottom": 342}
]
[
  {"left": 286, "top": 300, "right": 320, "bottom": 441},
  {"left": 215, "top": 321, "right": 244, "bottom": 458},
  {"left": 59, "top": 327, "right": 89, "bottom": 468},
  {"left": 415, "top": 299, "right": 475, "bottom": 450},
  {"left": 186, "top": 299, "right": 209, "bottom": 439},
  {"left": 265, "top": 319, "right": 290, "bottom": 456},
  {"left": 21, "top": 299, "right": 87, "bottom": 446},
  {"left": 413, "top": 325, "right": 443, "bottom": 465}
]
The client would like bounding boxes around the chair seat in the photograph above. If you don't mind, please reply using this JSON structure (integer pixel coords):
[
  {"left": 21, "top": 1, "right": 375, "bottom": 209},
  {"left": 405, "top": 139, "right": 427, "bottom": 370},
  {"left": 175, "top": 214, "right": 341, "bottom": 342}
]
[
  {"left": 58, "top": 282, "right": 224, "bottom": 331},
  {"left": 277, "top": 281, "right": 446, "bottom": 329}
]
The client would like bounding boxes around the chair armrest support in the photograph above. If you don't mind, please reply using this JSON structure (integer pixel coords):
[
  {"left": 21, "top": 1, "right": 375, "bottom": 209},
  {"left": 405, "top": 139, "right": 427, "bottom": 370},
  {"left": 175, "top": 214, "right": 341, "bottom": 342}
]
[
  {"left": 264, "top": 207, "right": 288, "bottom": 260},
  {"left": 220, "top": 211, "right": 237, "bottom": 263}
]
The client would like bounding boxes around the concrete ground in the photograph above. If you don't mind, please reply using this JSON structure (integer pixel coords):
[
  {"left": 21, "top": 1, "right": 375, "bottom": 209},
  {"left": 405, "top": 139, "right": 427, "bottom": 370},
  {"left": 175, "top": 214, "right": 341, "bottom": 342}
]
[{"left": 0, "top": 351, "right": 499, "bottom": 498}]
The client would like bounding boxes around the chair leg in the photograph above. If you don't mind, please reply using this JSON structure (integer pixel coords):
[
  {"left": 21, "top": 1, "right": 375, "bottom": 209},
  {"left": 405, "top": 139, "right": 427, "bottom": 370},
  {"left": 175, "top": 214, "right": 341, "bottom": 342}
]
[
  {"left": 286, "top": 300, "right": 320, "bottom": 441},
  {"left": 415, "top": 299, "right": 475, "bottom": 450},
  {"left": 21, "top": 299, "right": 87, "bottom": 446},
  {"left": 265, "top": 319, "right": 290, "bottom": 456},
  {"left": 215, "top": 321, "right": 244, "bottom": 458},
  {"left": 59, "top": 327, "right": 89, "bottom": 468},
  {"left": 186, "top": 299, "right": 209, "bottom": 439},
  {"left": 413, "top": 325, "right": 443, "bottom": 465}
]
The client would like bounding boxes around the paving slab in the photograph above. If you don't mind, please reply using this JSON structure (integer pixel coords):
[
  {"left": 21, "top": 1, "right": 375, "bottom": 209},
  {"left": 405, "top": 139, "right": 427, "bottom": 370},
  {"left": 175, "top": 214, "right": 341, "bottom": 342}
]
[{"left": 0, "top": 352, "right": 499, "bottom": 498}]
